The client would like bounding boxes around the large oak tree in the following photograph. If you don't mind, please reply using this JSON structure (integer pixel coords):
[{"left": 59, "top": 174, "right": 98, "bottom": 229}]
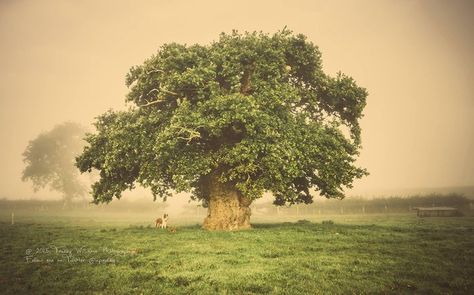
[{"left": 76, "top": 30, "right": 368, "bottom": 230}]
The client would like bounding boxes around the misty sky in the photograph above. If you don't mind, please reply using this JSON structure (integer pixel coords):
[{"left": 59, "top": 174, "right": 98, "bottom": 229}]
[{"left": 0, "top": 0, "right": 473, "bottom": 200}]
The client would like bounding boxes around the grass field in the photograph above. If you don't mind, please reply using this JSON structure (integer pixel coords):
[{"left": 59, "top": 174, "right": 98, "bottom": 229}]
[{"left": 0, "top": 210, "right": 473, "bottom": 294}]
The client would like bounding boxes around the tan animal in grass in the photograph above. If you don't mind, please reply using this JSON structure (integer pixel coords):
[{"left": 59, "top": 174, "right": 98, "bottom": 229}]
[
  {"left": 167, "top": 226, "right": 177, "bottom": 233},
  {"left": 155, "top": 213, "right": 169, "bottom": 229}
]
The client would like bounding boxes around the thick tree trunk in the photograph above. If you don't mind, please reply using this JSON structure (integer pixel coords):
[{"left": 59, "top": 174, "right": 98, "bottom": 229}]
[{"left": 202, "top": 178, "right": 252, "bottom": 231}]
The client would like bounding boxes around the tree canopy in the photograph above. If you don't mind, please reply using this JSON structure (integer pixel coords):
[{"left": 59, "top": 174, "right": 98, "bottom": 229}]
[
  {"left": 22, "top": 122, "right": 88, "bottom": 203},
  {"left": 76, "top": 29, "right": 368, "bottom": 207}
]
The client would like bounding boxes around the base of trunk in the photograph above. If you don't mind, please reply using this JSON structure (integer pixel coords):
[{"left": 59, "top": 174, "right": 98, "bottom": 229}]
[{"left": 202, "top": 179, "right": 251, "bottom": 231}]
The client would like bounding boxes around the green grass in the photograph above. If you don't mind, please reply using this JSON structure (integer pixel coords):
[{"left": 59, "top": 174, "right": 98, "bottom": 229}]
[{"left": 0, "top": 211, "right": 473, "bottom": 294}]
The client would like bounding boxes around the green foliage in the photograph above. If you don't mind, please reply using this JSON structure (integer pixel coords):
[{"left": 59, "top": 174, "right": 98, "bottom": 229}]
[
  {"left": 22, "top": 122, "right": 88, "bottom": 202},
  {"left": 76, "top": 29, "right": 368, "bottom": 205}
]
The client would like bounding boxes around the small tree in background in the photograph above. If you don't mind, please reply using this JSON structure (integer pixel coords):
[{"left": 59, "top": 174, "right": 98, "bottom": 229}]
[
  {"left": 76, "top": 29, "right": 368, "bottom": 230},
  {"left": 22, "top": 122, "right": 88, "bottom": 207}
]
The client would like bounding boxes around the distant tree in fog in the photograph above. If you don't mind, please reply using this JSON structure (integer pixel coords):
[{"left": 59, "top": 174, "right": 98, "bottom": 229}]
[{"left": 22, "top": 122, "right": 88, "bottom": 207}]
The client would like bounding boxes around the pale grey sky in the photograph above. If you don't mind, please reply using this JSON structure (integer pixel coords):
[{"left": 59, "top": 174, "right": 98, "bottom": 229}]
[{"left": 1, "top": 0, "right": 473, "bottom": 199}]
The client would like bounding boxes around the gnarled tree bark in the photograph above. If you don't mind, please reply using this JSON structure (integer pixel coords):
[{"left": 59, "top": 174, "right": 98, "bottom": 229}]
[{"left": 202, "top": 175, "right": 252, "bottom": 231}]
